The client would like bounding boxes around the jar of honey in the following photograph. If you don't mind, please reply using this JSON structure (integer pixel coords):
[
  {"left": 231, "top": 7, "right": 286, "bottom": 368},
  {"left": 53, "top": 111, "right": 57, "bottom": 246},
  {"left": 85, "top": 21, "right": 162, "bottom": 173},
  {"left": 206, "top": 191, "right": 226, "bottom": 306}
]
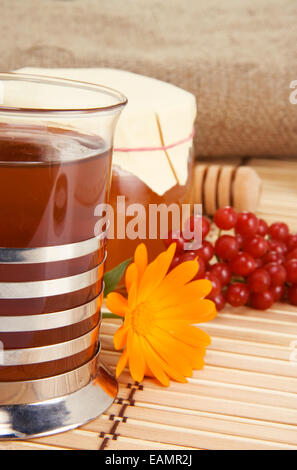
[
  {"left": 101, "top": 69, "right": 197, "bottom": 269},
  {"left": 107, "top": 147, "right": 195, "bottom": 269}
]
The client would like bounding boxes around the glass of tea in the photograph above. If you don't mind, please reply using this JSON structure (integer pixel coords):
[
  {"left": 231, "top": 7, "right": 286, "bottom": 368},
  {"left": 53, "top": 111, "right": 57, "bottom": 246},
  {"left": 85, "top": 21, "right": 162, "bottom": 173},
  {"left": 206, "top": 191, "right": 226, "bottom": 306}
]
[{"left": 0, "top": 73, "right": 127, "bottom": 439}]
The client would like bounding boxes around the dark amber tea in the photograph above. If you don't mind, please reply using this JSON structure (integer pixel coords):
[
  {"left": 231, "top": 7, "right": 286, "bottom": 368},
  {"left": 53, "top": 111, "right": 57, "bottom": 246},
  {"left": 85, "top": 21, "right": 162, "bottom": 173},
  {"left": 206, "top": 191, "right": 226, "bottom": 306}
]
[
  {"left": 0, "top": 125, "right": 111, "bottom": 248},
  {"left": 0, "top": 126, "right": 111, "bottom": 379}
]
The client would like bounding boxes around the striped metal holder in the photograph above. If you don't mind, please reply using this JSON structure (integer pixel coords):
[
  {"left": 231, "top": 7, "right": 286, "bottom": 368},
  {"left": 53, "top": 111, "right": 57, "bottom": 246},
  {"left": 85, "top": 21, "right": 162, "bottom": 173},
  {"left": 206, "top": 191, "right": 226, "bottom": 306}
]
[{"left": 0, "top": 233, "right": 118, "bottom": 439}]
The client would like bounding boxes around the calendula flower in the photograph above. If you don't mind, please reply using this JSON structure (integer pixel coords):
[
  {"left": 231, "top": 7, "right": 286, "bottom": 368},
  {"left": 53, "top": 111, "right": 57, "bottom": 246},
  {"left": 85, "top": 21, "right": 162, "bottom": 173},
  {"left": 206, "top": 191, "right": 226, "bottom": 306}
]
[{"left": 106, "top": 243, "right": 216, "bottom": 386}]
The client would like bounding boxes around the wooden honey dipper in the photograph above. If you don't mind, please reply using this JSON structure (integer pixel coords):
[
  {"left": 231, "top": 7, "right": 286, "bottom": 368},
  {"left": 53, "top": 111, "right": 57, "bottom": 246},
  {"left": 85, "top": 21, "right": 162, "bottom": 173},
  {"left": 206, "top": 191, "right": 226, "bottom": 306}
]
[{"left": 192, "top": 163, "right": 262, "bottom": 215}]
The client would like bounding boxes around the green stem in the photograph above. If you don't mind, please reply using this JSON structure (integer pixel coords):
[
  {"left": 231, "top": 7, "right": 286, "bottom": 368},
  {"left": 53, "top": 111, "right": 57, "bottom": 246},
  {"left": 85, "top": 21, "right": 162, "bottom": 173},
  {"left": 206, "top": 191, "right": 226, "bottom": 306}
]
[{"left": 102, "top": 312, "right": 122, "bottom": 320}]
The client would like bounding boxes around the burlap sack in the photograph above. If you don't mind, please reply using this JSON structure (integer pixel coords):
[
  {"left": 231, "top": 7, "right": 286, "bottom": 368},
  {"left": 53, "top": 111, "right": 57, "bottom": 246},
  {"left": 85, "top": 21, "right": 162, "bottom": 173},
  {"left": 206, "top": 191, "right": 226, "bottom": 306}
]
[{"left": 1, "top": 0, "right": 297, "bottom": 158}]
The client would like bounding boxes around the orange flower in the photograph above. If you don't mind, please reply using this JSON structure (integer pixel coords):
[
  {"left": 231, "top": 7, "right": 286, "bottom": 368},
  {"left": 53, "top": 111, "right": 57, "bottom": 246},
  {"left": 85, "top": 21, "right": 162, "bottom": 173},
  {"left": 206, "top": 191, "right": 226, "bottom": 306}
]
[{"left": 106, "top": 243, "right": 217, "bottom": 386}]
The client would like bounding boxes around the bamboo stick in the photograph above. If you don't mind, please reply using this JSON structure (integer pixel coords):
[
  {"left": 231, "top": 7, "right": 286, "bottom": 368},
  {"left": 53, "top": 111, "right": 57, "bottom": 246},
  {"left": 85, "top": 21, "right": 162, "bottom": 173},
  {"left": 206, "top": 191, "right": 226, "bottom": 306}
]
[
  {"left": 201, "top": 322, "right": 297, "bottom": 346},
  {"left": 100, "top": 348, "right": 297, "bottom": 394},
  {"left": 31, "top": 429, "right": 101, "bottom": 451},
  {"left": 100, "top": 403, "right": 297, "bottom": 446},
  {"left": 205, "top": 315, "right": 297, "bottom": 336},
  {"left": 83, "top": 413, "right": 296, "bottom": 450},
  {"left": 114, "top": 385, "right": 297, "bottom": 426},
  {"left": 0, "top": 440, "right": 67, "bottom": 450},
  {"left": 100, "top": 344, "right": 297, "bottom": 380},
  {"left": 115, "top": 370, "right": 297, "bottom": 412},
  {"left": 106, "top": 436, "right": 193, "bottom": 451}
]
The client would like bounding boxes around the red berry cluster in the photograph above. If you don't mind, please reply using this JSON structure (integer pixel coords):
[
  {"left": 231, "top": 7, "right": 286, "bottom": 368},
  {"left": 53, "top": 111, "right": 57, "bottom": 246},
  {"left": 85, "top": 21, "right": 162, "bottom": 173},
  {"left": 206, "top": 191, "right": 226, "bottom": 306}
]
[{"left": 164, "top": 207, "right": 297, "bottom": 311}]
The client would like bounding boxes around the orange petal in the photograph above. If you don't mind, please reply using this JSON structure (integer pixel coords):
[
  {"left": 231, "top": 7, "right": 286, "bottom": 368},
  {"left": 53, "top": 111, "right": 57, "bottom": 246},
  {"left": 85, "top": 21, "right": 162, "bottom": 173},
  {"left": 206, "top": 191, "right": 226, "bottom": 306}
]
[
  {"left": 116, "top": 348, "right": 128, "bottom": 378},
  {"left": 134, "top": 243, "right": 148, "bottom": 280},
  {"left": 125, "top": 262, "right": 138, "bottom": 292},
  {"left": 156, "top": 323, "right": 211, "bottom": 348},
  {"left": 147, "top": 332, "right": 193, "bottom": 377},
  {"left": 139, "top": 337, "right": 170, "bottom": 387},
  {"left": 144, "top": 336, "right": 188, "bottom": 384},
  {"left": 151, "top": 260, "right": 199, "bottom": 304},
  {"left": 137, "top": 243, "right": 176, "bottom": 303},
  {"left": 128, "top": 333, "right": 146, "bottom": 383},
  {"left": 113, "top": 325, "right": 128, "bottom": 350},
  {"left": 128, "top": 279, "right": 138, "bottom": 310},
  {"left": 106, "top": 292, "right": 129, "bottom": 317},
  {"left": 153, "top": 325, "right": 206, "bottom": 370},
  {"left": 150, "top": 279, "right": 212, "bottom": 311},
  {"left": 156, "top": 298, "right": 217, "bottom": 323}
]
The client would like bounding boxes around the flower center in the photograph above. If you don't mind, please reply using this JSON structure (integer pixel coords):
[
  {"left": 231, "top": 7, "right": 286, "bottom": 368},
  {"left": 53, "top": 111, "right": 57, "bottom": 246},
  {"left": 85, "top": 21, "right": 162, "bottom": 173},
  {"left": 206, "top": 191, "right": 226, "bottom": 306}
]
[{"left": 131, "top": 303, "right": 154, "bottom": 336}]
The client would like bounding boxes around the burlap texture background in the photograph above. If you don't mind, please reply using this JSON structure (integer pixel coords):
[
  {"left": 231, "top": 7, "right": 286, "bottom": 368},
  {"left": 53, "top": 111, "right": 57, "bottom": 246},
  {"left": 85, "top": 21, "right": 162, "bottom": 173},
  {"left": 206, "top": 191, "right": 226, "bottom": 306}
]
[{"left": 1, "top": 0, "right": 297, "bottom": 158}]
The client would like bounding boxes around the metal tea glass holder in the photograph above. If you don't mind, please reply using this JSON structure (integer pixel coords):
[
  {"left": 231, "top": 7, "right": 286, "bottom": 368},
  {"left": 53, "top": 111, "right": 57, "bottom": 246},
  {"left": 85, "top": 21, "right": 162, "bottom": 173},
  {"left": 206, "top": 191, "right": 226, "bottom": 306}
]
[
  {"left": 0, "top": 237, "right": 118, "bottom": 439},
  {"left": 0, "top": 73, "right": 127, "bottom": 439}
]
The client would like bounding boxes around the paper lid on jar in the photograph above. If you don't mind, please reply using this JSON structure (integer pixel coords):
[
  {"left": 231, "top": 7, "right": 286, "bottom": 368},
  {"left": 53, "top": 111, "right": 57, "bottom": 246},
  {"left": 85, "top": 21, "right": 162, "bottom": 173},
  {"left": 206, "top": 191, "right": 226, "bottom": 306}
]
[{"left": 15, "top": 68, "right": 197, "bottom": 196}]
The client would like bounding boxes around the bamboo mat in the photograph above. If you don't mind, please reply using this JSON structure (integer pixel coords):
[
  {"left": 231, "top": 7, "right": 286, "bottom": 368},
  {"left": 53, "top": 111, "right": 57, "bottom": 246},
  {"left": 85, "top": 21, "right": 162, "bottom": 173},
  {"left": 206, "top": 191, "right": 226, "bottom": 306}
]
[{"left": 1, "top": 158, "right": 297, "bottom": 451}]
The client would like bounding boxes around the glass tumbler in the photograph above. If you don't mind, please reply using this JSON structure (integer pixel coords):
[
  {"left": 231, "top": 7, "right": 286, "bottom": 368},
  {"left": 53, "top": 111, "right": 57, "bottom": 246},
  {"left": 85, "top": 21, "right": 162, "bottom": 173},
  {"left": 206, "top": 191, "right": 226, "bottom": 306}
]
[{"left": 0, "top": 73, "right": 127, "bottom": 439}]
